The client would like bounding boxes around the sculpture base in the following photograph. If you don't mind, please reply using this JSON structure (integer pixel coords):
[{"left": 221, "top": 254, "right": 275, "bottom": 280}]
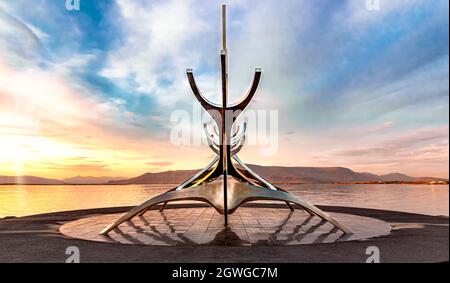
[{"left": 62, "top": 205, "right": 390, "bottom": 246}]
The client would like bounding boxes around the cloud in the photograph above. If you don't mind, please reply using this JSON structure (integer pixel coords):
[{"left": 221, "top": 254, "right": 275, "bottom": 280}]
[
  {"left": 0, "top": 58, "right": 118, "bottom": 139},
  {"left": 299, "top": 125, "right": 449, "bottom": 177},
  {"left": 42, "top": 162, "right": 111, "bottom": 172},
  {"left": 100, "top": 0, "right": 214, "bottom": 106},
  {"left": 146, "top": 161, "right": 173, "bottom": 167},
  {"left": 0, "top": 8, "right": 43, "bottom": 67},
  {"left": 333, "top": 126, "right": 449, "bottom": 157},
  {"left": 0, "top": 0, "right": 447, "bottom": 178}
]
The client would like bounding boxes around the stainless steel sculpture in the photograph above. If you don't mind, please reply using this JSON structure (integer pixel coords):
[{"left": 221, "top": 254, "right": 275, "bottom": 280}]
[{"left": 100, "top": 5, "right": 351, "bottom": 235}]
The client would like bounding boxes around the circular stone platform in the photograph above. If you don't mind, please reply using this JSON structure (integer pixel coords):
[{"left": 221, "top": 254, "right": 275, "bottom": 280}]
[{"left": 60, "top": 206, "right": 391, "bottom": 246}]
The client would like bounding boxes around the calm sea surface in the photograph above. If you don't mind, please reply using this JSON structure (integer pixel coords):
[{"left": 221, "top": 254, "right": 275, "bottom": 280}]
[{"left": 0, "top": 184, "right": 448, "bottom": 218}]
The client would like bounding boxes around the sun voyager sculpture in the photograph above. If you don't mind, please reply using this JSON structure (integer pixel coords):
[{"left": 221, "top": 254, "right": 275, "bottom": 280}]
[{"left": 101, "top": 5, "right": 351, "bottom": 235}]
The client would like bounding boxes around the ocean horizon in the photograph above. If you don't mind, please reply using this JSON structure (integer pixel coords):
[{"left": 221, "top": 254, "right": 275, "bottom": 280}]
[{"left": 1, "top": 183, "right": 447, "bottom": 218}]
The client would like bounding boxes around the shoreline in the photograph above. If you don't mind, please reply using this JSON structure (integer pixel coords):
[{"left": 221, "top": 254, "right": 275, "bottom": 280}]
[{"left": 0, "top": 182, "right": 448, "bottom": 186}]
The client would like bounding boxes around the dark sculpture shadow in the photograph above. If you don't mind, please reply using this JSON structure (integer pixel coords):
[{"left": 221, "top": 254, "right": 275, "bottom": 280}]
[{"left": 101, "top": 208, "right": 348, "bottom": 246}]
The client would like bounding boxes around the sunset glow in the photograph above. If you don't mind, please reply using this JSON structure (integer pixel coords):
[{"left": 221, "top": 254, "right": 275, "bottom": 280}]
[{"left": 0, "top": 1, "right": 448, "bottom": 179}]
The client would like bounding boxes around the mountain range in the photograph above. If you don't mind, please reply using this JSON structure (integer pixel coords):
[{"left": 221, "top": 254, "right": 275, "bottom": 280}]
[
  {"left": 3, "top": 165, "right": 445, "bottom": 185},
  {"left": 106, "top": 165, "right": 448, "bottom": 185},
  {"left": 0, "top": 175, "right": 64, "bottom": 185},
  {"left": 62, "top": 176, "right": 125, "bottom": 184}
]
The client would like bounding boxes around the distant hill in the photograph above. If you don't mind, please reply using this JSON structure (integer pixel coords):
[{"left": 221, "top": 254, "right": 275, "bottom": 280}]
[
  {"left": 107, "top": 165, "right": 448, "bottom": 185},
  {"left": 379, "top": 173, "right": 417, "bottom": 182},
  {"left": 107, "top": 170, "right": 198, "bottom": 185},
  {"left": 0, "top": 175, "right": 64, "bottom": 185},
  {"left": 1, "top": 166, "right": 447, "bottom": 185},
  {"left": 63, "top": 176, "right": 125, "bottom": 184},
  {"left": 247, "top": 165, "right": 375, "bottom": 183}
]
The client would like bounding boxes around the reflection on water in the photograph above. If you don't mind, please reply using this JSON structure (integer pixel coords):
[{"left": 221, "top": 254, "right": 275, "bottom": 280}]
[
  {"left": 286, "top": 184, "right": 449, "bottom": 217},
  {"left": 0, "top": 184, "right": 448, "bottom": 218}
]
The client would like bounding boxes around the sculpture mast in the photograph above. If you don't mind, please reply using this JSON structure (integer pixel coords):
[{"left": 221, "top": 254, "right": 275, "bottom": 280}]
[{"left": 220, "top": 4, "right": 229, "bottom": 226}]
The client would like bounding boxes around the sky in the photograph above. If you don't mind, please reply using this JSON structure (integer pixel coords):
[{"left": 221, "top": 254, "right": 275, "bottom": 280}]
[{"left": 0, "top": 0, "right": 448, "bottom": 179}]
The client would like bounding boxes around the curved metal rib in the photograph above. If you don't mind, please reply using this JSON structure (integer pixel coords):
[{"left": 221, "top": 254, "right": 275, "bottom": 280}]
[
  {"left": 204, "top": 124, "right": 220, "bottom": 155},
  {"left": 206, "top": 134, "right": 243, "bottom": 156},
  {"left": 232, "top": 155, "right": 277, "bottom": 191},
  {"left": 187, "top": 69, "right": 221, "bottom": 113},
  {"left": 230, "top": 134, "right": 245, "bottom": 156},
  {"left": 231, "top": 122, "right": 247, "bottom": 145},
  {"left": 137, "top": 157, "right": 219, "bottom": 216},
  {"left": 227, "top": 68, "right": 262, "bottom": 111},
  {"left": 204, "top": 123, "right": 219, "bottom": 144},
  {"left": 204, "top": 123, "right": 246, "bottom": 157},
  {"left": 175, "top": 156, "right": 219, "bottom": 191},
  {"left": 100, "top": 191, "right": 203, "bottom": 235},
  {"left": 213, "top": 124, "right": 219, "bottom": 136},
  {"left": 207, "top": 140, "right": 220, "bottom": 155},
  {"left": 243, "top": 186, "right": 352, "bottom": 234},
  {"left": 204, "top": 122, "right": 244, "bottom": 145},
  {"left": 232, "top": 124, "right": 240, "bottom": 136}
]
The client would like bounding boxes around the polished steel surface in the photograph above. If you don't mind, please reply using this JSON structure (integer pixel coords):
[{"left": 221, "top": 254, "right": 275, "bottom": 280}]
[{"left": 101, "top": 4, "right": 351, "bottom": 235}]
